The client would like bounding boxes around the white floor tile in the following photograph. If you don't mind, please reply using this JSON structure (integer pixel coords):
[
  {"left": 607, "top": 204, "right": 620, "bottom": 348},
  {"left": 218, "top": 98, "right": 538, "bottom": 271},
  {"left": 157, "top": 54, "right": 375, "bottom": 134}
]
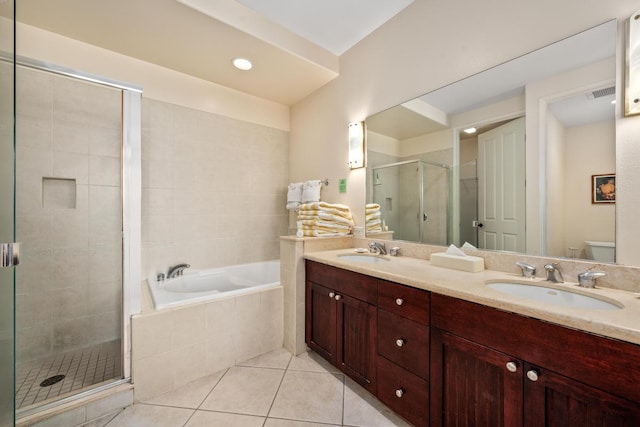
[
  {"left": 343, "top": 377, "right": 412, "bottom": 427},
  {"left": 185, "top": 410, "right": 265, "bottom": 427},
  {"left": 106, "top": 403, "right": 194, "bottom": 427},
  {"left": 269, "top": 370, "right": 344, "bottom": 425},
  {"left": 199, "top": 366, "right": 284, "bottom": 416},
  {"left": 237, "top": 347, "right": 292, "bottom": 369},
  {"left": 144, "top": 370, "right": 226, "bottom": 409},
  {"left": 287, "top": 350, "right": 341, "bottom": 374}
]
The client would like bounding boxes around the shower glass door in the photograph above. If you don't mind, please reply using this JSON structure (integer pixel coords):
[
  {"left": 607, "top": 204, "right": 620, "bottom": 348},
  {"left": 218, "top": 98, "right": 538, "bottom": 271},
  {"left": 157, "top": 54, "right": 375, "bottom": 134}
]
[{"left": 0, "top": 0, "right": 16, "bottom": 425}]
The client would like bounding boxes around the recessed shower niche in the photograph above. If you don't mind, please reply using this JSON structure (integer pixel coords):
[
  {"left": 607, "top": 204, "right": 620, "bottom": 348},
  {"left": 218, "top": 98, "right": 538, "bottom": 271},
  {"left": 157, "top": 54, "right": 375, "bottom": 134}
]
[{"left": 42, "top": 177, "right": 76, "bottom": 209}]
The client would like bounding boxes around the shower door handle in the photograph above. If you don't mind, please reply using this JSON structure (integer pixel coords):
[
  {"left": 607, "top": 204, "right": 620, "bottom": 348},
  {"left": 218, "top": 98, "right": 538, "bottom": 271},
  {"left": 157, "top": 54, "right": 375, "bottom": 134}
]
[
  {"left": 1, "top": 242, "right": 20, "bottom": 268},
  {"left": 423, "top": 212, "right": 428, "bottom": 221}
]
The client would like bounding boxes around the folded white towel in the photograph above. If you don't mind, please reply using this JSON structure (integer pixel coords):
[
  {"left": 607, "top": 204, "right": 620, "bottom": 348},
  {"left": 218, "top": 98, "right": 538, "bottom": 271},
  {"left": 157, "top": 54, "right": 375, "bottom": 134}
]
[
  {"left": 365, "top": 211, "right": 381, "bottom": 222},
  {"left": 366, "top": 203, "right": 381, "bottom": 210},
  {"left": 301, "top": 180, "right": 322, "bottom": 203}
]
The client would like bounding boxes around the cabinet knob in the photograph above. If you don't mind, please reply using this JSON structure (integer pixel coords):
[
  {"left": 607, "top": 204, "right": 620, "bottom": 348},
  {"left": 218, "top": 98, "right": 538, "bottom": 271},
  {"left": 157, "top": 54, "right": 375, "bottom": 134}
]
[
  {"left": 395, "top": 298, "right": 404, "bottom": 306},
  {"left": 396, "top": 338, "right": 405, "bottom": 347},
  {"left": 526, "top": 370, "right": 539, "bottom": 382},
  {"left": 329, "top": 292, "right": 335, "bottom": 298},
  {"left": 335, "top": 294, "right": 342, "bottom": 301},
  {"left": 395, "top": 388, "right": 404, "bottom": 398},
  {"left": 505, "top": 361, "right": 518, "bottom": 373}
]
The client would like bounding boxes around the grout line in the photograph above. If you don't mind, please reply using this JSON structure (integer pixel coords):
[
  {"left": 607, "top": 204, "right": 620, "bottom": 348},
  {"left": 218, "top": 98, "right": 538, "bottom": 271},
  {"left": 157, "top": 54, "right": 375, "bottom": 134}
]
[{"left": 261, "top": 353, "right": 293, "bottom": 427}]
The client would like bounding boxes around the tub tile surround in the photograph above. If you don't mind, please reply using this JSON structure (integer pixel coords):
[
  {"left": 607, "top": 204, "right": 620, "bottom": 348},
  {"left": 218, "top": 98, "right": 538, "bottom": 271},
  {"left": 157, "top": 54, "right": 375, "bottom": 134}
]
[
  {"left": 141, "top": 98, "right": 289, "bottom": 280},
  {"left": 108, "top": 348, "right": 411, "bottom": 427},
  {"left": 131, "top": 286, "right": 284, "bottom": 402}
]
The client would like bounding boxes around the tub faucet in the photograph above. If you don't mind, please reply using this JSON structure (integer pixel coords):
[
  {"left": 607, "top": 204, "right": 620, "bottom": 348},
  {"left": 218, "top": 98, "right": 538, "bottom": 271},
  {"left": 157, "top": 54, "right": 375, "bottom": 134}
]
[
  {"left": 368, "top": 242, "right": 387, "bottom": 255},
  {"left": 167, "top": 263, "right": 190, "bottom": 279},
  {"left": 544, "top": 262, "right": 564, "bottom": 283}
]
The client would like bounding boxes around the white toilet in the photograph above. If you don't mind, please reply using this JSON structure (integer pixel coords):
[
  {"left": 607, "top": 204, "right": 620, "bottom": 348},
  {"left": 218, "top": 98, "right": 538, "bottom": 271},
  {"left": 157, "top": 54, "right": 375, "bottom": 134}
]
[{"left": 584, "top": 241, "right": 615, "bottom": 263}]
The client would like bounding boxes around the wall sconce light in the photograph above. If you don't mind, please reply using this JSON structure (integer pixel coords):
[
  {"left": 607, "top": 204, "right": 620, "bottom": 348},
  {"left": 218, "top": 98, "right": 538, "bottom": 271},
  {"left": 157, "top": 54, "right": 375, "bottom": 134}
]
[
  {"left": 348, "top": 121, "right": 365, "bottom": 169},
  {"left": 626, "top": 10, "right": 640, "bottom": 116}
]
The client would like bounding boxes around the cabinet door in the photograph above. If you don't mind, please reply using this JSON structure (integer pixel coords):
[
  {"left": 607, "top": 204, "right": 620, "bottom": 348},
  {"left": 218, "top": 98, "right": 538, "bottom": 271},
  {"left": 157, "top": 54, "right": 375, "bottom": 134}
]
[
  {"left": 431, "top": 328, "right": 523, "bottom": 427},
  {"left": 524, "top": 363, "right": 640, "bottom": 427},
  {"left": 306, "top": 281, "right": 337, "bottom": 365},
  {"left": 337, "top": 293, "right": 377, "bottom": 393}
]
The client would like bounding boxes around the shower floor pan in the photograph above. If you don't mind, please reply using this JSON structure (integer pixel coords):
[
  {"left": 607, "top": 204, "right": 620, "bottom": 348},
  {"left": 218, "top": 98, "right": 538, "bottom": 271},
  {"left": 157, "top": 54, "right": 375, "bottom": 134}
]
[{"left": 15, "top": 339, "right": 122, "bottom": 410}]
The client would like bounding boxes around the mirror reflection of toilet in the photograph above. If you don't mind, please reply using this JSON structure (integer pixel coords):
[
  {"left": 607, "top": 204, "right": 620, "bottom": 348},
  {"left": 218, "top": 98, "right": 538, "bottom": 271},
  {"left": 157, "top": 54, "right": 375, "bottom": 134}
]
[{"left": 584, "top": 241, "right": 615, "bottom": 263}]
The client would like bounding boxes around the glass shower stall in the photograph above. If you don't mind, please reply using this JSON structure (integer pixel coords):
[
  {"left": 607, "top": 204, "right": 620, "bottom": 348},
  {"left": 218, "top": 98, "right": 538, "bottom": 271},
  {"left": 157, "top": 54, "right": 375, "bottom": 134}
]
[
  {"left": 370, "top": 159, "right": 451, "bottom": 245},
  {"left": 0, "top": 7, "right": 141, "bottom": 418}
]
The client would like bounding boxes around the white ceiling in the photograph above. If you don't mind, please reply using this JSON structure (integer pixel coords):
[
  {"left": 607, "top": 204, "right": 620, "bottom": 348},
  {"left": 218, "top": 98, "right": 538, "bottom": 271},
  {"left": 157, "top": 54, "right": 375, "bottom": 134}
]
[
  {"left": 234, "top": 0, "right": 414, "bottom": 55},
  {"left": 9, "top": 0, "right": 414, "bottom": 106}
]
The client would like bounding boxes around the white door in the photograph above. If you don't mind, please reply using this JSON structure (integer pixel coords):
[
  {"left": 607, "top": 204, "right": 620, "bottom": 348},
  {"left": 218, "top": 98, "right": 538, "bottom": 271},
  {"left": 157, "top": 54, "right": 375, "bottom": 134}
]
[{"left": 477, "top": 117, "right": 526, "bottom": 252}]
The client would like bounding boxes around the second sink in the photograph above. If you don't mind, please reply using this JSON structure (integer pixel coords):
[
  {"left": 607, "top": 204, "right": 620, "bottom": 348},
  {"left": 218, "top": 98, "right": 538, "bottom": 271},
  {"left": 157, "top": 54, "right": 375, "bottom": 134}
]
[{"left": 487, "top": 281, "right": 622, "bottom": 310}]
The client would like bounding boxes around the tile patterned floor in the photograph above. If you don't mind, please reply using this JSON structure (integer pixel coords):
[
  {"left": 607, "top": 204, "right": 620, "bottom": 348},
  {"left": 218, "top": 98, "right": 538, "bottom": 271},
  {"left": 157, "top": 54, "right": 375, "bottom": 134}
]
[
  {"left": 106, "top": 348, "right": 412, "bottom": 427},
  {"left": 16, "top": 340, "right": 122, "bottom": 410}
]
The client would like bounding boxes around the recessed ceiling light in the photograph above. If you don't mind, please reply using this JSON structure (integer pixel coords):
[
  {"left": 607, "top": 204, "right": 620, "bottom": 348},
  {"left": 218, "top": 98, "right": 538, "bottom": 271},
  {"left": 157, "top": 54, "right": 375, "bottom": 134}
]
[
  {"left": 463, "top": 127, "right": 477, "bottom": 134},
  {"left": 232, "top": 58, "right": 253, "bottom": 71}
]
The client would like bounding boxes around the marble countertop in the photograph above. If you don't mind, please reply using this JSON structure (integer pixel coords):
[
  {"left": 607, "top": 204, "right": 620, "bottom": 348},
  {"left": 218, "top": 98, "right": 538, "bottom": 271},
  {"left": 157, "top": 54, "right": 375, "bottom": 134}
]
[{"left": 304, "top": 248, "right": 640, "bottom": 346}]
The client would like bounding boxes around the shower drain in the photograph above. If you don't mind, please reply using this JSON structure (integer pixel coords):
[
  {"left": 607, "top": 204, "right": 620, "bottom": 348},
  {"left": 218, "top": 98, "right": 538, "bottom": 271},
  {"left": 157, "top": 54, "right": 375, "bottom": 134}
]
[{"left": 39, "top": 375, "right": 65, "bottom": 387}]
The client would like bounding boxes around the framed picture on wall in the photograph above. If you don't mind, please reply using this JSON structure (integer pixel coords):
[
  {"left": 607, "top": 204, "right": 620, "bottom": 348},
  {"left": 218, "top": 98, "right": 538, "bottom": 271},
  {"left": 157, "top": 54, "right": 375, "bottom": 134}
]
[{"left": 592, "top": 174, "right": 615, "bottom": 204}]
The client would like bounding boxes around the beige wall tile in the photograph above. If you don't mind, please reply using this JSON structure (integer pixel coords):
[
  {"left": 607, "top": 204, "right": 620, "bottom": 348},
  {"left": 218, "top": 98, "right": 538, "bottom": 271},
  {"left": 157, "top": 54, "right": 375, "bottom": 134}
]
[
  {"left": 171, "top": 305, "right": 205, "bottom": 349},
  {"left": 131, "top": 312, "right": 173, "bottom": 361},
  {"left": 170, "top": 343, "right": 206, "bottom": 389},
  {"left": 132, "top": 352, "right": 174, "bottom": 402}
]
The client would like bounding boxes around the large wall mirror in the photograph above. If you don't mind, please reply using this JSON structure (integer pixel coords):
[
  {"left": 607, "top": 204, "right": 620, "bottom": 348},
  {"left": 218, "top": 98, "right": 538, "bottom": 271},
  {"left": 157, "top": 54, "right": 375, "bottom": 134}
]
[{"left": 366, "top": 20, "right": 617, "bottom": 263}]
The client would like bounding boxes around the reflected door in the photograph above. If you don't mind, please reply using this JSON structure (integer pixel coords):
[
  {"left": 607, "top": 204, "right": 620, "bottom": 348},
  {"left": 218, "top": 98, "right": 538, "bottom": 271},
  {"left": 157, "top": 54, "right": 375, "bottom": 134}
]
[
  {"left": 0, "top": 1, "right": 16, "bottom": 425},
  {"left": 477, "top": 117, "right": 526, "bottom": 252}
]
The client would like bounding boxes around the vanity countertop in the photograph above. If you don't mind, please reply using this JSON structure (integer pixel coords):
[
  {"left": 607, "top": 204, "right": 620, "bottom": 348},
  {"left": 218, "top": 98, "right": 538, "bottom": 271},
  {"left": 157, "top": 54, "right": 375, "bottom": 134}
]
[{"left": 304, "top": 248, "right": 640, "bottom": 346}]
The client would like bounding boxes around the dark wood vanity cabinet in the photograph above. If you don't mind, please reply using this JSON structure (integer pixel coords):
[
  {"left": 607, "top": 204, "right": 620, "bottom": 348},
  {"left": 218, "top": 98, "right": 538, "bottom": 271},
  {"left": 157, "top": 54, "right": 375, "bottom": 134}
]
[
  {"left": 431, "top": 293, "right": 640, "bottom": 427},
  {"left": 376, "top": 280, "right": 430, "bottom": 427},
  {"left": 305, "top": 261, "right": 377, "bottom": 392},
  {"left": 306, "top": 261, "right": 640, "bottom": 427}
]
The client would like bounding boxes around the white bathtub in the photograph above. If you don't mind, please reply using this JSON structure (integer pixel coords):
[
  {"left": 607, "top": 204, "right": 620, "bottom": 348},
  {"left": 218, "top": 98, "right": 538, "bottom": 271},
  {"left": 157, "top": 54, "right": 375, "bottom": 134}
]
[{"left": 147, "top": 260, "right": 280, "bottom": 309}]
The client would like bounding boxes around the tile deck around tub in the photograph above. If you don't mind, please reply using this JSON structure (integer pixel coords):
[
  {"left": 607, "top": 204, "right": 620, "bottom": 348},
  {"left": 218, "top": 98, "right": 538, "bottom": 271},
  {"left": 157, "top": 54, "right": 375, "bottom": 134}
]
[{"left": 108, "top": 348, "right": 412, "bottom": 427}]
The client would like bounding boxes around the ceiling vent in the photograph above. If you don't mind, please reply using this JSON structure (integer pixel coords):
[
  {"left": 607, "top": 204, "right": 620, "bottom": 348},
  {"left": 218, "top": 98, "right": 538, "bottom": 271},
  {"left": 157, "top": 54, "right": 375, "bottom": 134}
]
[{"left": 587, "top": 86, "right": 615, "bottom": 100}]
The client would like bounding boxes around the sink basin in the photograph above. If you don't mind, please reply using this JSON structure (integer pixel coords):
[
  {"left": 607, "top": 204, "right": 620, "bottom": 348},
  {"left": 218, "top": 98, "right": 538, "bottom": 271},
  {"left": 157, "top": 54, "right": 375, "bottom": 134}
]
[
  {"left": 338, "top": 254, "right": 390, "bottom": 264},
  {"left": 487, "top": 282, "right": 622, "bottom": 310}
]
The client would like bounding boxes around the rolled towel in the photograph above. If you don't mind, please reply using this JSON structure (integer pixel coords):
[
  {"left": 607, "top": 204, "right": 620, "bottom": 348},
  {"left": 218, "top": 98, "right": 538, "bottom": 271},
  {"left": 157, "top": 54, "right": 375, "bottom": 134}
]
[{"left": 301, "top": 180, "right": 322, "bottom": 203}]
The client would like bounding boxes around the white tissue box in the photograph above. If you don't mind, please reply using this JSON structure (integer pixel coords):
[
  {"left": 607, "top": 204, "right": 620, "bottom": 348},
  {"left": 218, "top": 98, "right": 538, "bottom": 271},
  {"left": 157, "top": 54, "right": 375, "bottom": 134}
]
[{"left": 430, "top": 252, "right": 484, "bottom": 272}]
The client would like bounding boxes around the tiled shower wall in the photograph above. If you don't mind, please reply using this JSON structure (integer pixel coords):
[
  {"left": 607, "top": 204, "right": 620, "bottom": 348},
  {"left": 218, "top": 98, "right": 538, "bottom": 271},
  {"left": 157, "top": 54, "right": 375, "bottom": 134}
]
[
  {"left": 15, "top": 67, "right": 123, "bottom": 362},
  {"left": 141, "top": 99, "right": 289, "bottom": 279}
]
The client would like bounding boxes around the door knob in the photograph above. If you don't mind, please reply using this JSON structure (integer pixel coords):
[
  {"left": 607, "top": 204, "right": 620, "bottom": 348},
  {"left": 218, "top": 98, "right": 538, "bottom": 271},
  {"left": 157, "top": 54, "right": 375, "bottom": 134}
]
[
  {"left": 334, "top": 294, "right": 341, "bottom": 301},
  {"left": 506, "top": 361, "right": 518, "bottom": 373},
  {"left": 395, "top": 388, "right": 404, "bottom": 398},
  {"left": 329, "top": 292, "right": 335, "bottom": 298},
  {"left": 396, "top": 339, "right": 405, "bottom": 347},
  {"left": 526, "top": 370, "right": 539, "bottom": 382},
  {"left": 395, "top": 298, "right": 404, "bottom": 306}
]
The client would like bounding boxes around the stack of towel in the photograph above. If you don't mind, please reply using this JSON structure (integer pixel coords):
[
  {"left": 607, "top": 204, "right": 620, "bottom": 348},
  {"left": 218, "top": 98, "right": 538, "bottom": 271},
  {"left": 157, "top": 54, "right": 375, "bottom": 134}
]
[
  {"left": 365, "top": 203, "right": 383, "bottom": 233},
  {"left": 287, "top": 180, "right": 323, "bottom": 210},
  {"left": 297, "top": 202, "right": 355, "bottom": 237}
]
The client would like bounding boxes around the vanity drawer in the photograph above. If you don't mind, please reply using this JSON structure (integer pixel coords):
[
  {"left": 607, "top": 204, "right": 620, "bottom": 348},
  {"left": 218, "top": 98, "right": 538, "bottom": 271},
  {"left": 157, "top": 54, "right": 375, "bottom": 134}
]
[
  {"left": 378, "top": 309, "right": 429, "bottom": 379},
  {"left": 377, "top": 356, "right": 429, "bottom": 427},
  {"left": 306, "top": 260, "right": 377, "bottom": 304},
  {"left": 378, "top": 280, "right": 429, "bottom": 324}
]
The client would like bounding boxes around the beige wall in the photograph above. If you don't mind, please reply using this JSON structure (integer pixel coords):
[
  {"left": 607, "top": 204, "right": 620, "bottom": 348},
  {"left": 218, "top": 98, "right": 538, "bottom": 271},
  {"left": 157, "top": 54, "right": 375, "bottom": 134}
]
[
  {"left": 290, "top": 0, "right": 640, "bottom": 265},
  {"left": 564, "top": 121, "right": 616, "bottom": 256}
]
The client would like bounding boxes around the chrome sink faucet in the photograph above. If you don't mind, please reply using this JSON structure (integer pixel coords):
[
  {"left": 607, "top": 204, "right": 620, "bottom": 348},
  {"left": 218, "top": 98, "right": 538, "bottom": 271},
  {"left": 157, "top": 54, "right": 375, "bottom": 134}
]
[
  {"left": 167, "top": 263, "right": 190, "bottom": 279},
  {"left": 516, "top": 262, "right": 536, "bottom": 278},
  {"left": 368, "top": 242, "right": 387, "bottom": 255},
  {"left": 577, "top": 271, "right": 605, "bottom": 288},
  {"left": 544, "top": 262, "right": 564, "bottom": 283}
]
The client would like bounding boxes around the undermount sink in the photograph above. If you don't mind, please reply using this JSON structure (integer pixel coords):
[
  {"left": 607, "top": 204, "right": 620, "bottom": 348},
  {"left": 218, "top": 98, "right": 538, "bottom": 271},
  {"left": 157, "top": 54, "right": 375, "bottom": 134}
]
[
  {"left": 338, "top": 254, "right": 390, "bottom": 264},
  {"left": 487, "top": 281, "right": 622, "bottom": 310}
]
